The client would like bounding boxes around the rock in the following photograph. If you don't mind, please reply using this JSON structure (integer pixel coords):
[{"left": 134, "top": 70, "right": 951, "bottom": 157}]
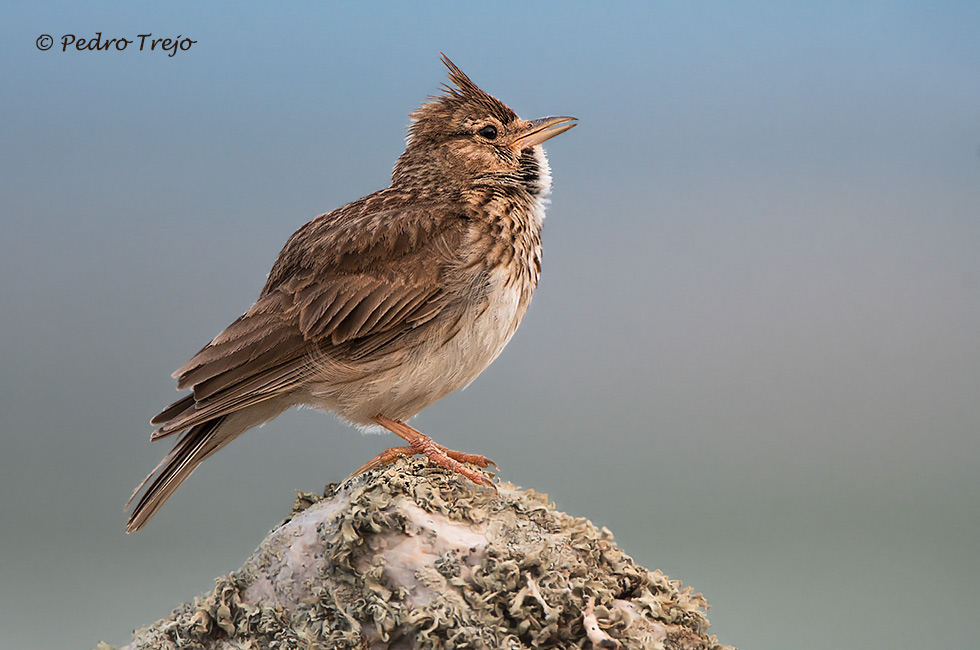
[{"left": 107, "top": 457, "right": 732, "bottom": 649}]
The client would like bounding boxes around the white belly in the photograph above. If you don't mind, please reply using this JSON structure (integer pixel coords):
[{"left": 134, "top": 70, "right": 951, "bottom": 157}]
[{"left": 307, "top": 270, "right": 529, "bottom": 427}]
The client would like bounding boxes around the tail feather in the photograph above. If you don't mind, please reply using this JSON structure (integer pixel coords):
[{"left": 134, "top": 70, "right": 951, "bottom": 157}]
[
  {"left": 126, "top": 416, "right": 228, "bottom": 532},
  {"left": 128, "top": 395, "right": 294, "bottom": 532}
]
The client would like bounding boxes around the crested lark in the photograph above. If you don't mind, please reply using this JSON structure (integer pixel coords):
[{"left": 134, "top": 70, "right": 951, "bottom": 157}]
[{"left": 127, "top": 55, "right": 576, "bottom": 532}]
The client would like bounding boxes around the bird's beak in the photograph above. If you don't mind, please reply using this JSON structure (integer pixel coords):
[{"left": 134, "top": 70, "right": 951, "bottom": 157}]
[{"left": 511, "top": 116, "right": 577, "bottom": 149}]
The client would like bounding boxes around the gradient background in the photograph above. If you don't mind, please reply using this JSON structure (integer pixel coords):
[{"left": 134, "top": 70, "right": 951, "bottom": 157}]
[{"left": 2, "top": 2, "right": 978, "bottom": 648}]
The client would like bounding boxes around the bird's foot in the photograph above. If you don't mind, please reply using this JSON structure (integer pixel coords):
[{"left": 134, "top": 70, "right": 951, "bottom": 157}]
[
  {"left": 351, "top": 445, "right": 416, "bottom": 477},
  {"left": 407, "top": 433, "right": 497, "bottom": 486},
  {"left": 348, "top": 415, "right": 497, "bottom": 488}
]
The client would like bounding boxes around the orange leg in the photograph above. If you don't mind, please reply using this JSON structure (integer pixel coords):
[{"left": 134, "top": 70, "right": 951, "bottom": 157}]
[{"left": 350, "top": 414, "right": 497, "bottom": 486}]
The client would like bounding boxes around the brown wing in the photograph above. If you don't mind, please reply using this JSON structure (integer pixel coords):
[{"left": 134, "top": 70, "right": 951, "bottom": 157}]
[{"left": 151, "top": 191, "right": 468, "bottom": 437}]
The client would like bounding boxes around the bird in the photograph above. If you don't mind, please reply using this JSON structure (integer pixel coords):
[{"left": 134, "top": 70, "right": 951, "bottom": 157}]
[{"left": 126, "top": 55, "right": 576, "bottom": 532}]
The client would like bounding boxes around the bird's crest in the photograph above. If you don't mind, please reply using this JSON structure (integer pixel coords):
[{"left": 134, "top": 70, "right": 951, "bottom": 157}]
[{"left": 408, "top": 54, "right": 517, "bottom": 130}]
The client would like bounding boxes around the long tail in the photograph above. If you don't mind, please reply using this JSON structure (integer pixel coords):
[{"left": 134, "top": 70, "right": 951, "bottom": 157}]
[{"left": 126, "top": 416, "right": 231, "bottom": 532}]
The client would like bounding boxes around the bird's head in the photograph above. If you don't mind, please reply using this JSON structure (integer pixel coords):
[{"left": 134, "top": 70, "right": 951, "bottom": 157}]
[{"left": 392, "top": 55, "right": 576, "bottom": 197}]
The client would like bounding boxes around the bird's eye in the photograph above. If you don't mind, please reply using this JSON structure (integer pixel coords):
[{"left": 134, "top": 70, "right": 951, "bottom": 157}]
[{"left": 478, "top": 125, "right": 497, "bottom": 140}]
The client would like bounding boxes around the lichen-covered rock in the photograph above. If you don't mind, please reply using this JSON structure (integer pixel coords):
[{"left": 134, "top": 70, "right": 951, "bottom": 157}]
[{"left": 107, "top": 457, "right": 732, "bottom": 650}]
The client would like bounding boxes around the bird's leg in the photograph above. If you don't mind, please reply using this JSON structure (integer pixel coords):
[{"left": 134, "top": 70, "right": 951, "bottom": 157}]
[
  {"left": 374, "top": 414, "right": 497, "bottom": 470},
  {"left": 348, "top": 414, "right": 496, "bottom": 486}
]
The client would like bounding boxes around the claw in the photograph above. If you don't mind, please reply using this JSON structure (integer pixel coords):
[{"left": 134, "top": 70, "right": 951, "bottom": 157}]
[{"left": 346, "top": 414, "right": 498, "bottom": 489}]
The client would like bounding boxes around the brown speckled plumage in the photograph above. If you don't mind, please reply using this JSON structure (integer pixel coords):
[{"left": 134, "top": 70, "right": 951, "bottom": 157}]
[{"left": 126, "top": 55, "right": 575, "bottom": 532}]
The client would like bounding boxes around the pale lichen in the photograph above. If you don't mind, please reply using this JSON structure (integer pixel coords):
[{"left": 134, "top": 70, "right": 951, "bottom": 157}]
[{"left": 103, "top": 457, "right": 733, "bottom": 650}]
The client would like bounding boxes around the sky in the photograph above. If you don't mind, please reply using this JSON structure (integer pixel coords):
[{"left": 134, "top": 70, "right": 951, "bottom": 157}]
[{"left": 2, "top": 1, "right": 979, "bottom": 648}]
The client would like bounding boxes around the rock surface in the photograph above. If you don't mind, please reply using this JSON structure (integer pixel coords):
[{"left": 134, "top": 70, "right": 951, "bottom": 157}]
[{"left": 102, "top": 457, "right": 732, "bottom": 649}]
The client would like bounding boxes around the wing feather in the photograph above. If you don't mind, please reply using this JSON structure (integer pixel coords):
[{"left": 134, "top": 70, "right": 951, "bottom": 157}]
[
  {"left": 153, "top": 193, "right": 469, "bottom": 438},
  {"left": 154, "top": 359, "right": 311, "bottom": 438}
]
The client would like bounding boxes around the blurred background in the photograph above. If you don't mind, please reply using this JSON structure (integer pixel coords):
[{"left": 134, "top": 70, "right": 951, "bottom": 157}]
[{"left": 2, "top": 1, "right": 978, "bottom": 648}]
